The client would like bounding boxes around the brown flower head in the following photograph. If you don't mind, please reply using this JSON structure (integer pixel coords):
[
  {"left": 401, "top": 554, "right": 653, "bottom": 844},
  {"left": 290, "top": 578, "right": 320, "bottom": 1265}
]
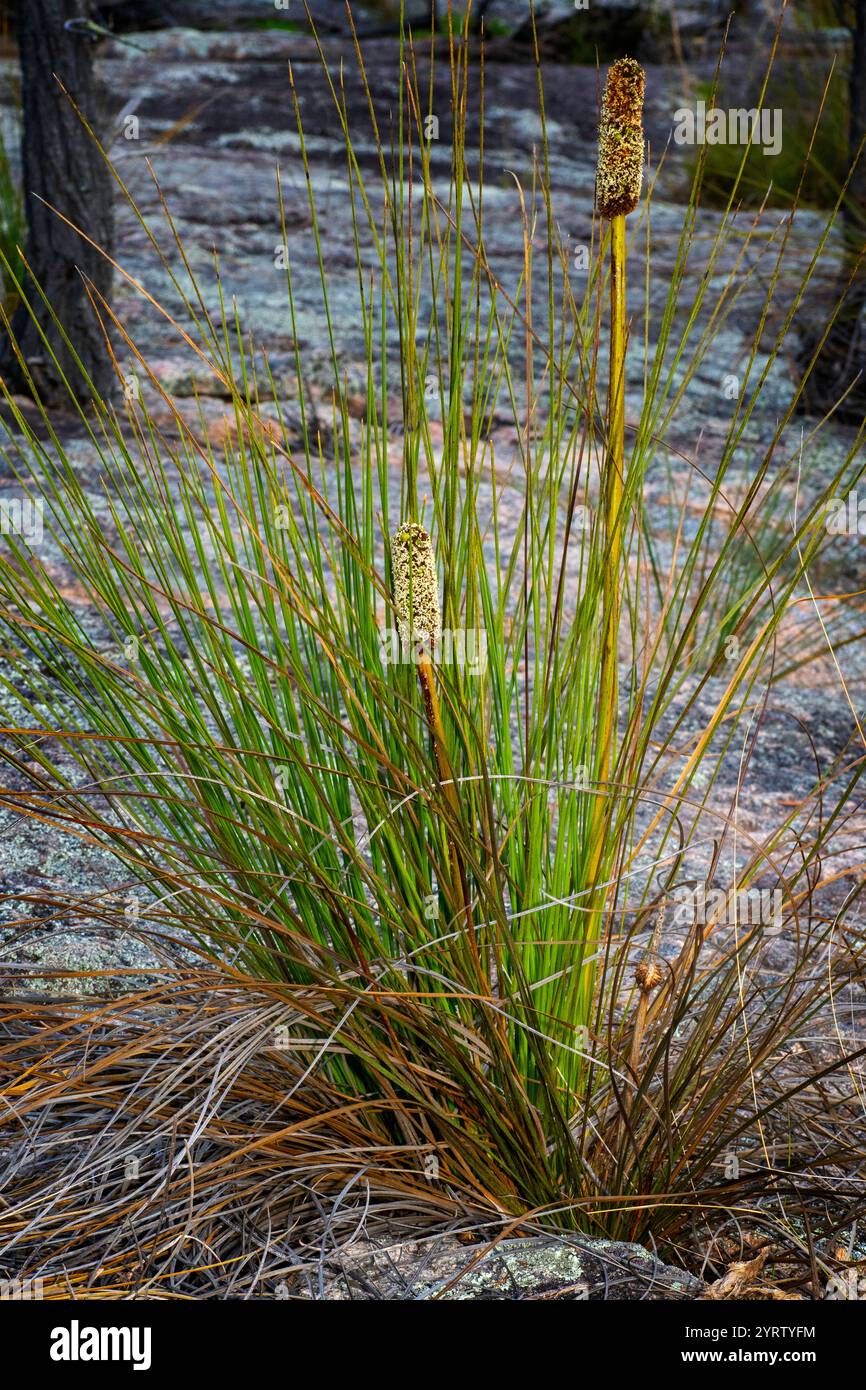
[
  {"left": 635, "top": 958, "right": 663, "bottom": 995},
  {"left": 596, "top": 57, "right": 646, "bottom": 219}
]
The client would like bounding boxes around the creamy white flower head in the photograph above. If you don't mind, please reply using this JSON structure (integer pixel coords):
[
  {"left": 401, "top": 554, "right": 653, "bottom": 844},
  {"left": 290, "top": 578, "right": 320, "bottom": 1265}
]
[
  {"left": 391, "top": 523, "right": 441, "bottom": 653},
  {"left": 596, "top": 57, "right": 646, "bottom": 219}
]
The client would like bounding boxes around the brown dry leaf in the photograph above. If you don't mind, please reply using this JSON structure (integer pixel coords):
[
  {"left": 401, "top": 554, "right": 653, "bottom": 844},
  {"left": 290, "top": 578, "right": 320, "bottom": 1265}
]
[
  {"left": 702, "top": 1251, "right": 767, "bottom": 1299},
  {"left": 701, "top": 1247, "right": 805, "bottom": 1300}
]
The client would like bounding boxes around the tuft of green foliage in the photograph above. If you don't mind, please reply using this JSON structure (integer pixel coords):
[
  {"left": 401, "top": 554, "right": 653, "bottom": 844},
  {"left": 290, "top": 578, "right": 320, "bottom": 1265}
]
[{"left": 688, "top": 59, "right": 860, "bottom": 218}]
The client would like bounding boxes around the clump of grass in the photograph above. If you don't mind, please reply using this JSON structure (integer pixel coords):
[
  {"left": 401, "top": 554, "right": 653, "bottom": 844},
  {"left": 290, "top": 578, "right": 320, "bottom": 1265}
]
[
  {"left": 687, "top": 63, "right": 858, "bottom": 218},
  {"left": 0, "top": 6, "right": 864, "bottom": 1289}
]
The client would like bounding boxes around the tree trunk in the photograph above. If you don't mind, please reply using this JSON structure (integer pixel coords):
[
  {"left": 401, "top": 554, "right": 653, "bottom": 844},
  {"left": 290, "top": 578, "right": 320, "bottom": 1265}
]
[
  {"left": 1, "top": 0, "right": 114, "bottom": 404},
  {"left": 801, "top": 0, "right": 866, "bottom": 421}
]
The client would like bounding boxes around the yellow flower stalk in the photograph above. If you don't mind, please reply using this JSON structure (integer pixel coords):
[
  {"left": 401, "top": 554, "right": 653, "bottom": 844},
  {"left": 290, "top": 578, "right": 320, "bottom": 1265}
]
[
  {"left": 584, "top": 58, "right": 645, "bottom": 997},
  {"left": 595, "top": 56, "right": 644, "bottom": 792},
  {"left": 391, "top": 524, "right": 471, "bottom": 932}
]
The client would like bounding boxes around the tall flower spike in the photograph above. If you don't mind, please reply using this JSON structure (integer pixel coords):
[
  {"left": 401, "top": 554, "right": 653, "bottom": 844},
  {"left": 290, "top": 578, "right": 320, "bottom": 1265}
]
[
  {"left": 596, "top": 56, "right": 646, "bottom": 219},
  {"left": 391, "top": 523, "right": 442, "bottom": 653},
  {"left": 391, "top": 523, "right": 470, "bottom": 933}
]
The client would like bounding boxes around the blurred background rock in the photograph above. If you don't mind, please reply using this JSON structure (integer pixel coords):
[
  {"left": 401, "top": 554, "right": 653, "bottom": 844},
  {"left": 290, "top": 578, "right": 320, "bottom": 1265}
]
[{"left": 0, "top": 1, "right": 861, "bottom": 412}]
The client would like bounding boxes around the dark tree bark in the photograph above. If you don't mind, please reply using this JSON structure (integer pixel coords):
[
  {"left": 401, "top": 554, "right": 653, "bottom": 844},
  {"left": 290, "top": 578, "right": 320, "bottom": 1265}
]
[
  {"left": 801, "top": 0, "right": 866, "bottom": 421},
  {"left": 1, "top": 0, "right": 114, "bottom": 404}
]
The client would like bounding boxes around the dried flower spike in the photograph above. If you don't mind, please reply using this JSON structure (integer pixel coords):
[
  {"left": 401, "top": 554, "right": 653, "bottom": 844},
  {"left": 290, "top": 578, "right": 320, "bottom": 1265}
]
[
  {"left": 596, "top": 57, "right": 646, "bottom": 219},
  {"left": 392, "top": 523, "right": 442, "bottom": 653},
  {"left": 635, "top": 959, "right": 663, "bottom": 994}
]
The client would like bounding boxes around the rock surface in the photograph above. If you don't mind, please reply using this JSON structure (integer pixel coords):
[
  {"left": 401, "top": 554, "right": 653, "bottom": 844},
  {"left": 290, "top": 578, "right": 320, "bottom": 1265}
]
[
  {"left": 312, "top": 1233, "right": 704, "bottom": 1299},
  {"left": 103, "top": 0, "right": 379, "bottom": 32}
]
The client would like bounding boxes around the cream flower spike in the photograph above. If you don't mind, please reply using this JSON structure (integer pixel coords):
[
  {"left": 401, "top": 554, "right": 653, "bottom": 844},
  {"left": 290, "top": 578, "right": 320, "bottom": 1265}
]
[{"left": 391, "top": 522, "right": 442, "bottom": 654}]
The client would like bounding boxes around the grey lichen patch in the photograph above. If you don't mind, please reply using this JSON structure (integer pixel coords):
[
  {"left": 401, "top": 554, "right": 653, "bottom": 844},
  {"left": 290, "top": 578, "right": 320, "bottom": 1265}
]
[
  {"left": 315, "top": 1234, "right": 703, "bottom": 1300},
  {"left": 422, "top": 1240, "right": 587, "bottom": 1300},
  {"left": 0, "top": 930, "right": 161, "bottom": 999},
  {"left": 417, "top": 1237, "right": 704, "bottom": 1301},
  {"left": 391, "top": 523, "right": 442, "bottom": 652},
  {"left": 596, "top": 57, "right": 645, "bottom": 218}
]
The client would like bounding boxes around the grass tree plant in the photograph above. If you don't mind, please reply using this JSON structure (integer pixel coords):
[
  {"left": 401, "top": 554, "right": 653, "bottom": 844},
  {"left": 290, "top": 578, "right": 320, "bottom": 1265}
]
[{"left": 0, "top": 4, "right": 864, "bottom": 1293}]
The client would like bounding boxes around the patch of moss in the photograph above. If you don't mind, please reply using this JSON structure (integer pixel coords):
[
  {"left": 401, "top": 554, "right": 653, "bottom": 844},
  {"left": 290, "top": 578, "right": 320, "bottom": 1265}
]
[
  {"left": 507, "top": 8, "right": 652, "bottom": 64},
  {"left": 250, "top": 18, "right": 304, "bottom": 32}
]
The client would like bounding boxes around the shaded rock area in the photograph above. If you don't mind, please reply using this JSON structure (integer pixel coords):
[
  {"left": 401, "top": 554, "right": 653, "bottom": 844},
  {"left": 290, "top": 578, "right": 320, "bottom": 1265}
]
[
  {"left": 100, "top": 0, "right": 732, "bottom": 56},
  {"left": 100, "top": 0, "right": 379, "bottom": 32},
  {"left": 487, "top": 0, "right": 731, "bottom": 63},
  {"left": 311, "top": 1233, "right": 704, "bottom": 1299}
]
